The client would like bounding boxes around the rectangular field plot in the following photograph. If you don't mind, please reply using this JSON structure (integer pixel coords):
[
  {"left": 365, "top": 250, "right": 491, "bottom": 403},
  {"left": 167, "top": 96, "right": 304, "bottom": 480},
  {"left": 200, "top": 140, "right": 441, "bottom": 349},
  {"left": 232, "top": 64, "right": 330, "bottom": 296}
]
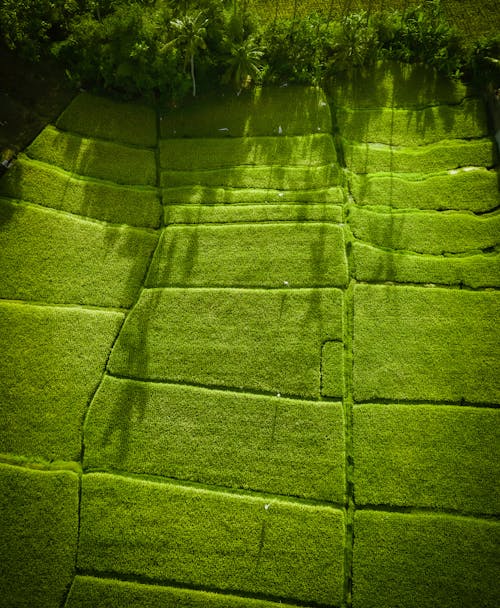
[
  {"left": 353, "top": 404, "right": 500, "bottom": 514},
  {"left": 164, "top": 203, "right": 343, "bottom": 225},
  {"left": 0, "top": 302, "right": 124, "bottom": 461},
  {"left": 27, "top": 125, "right": 156, "bottom": 185},
  {"left": 350, "top": 168, "right": 499, "bottom": 212},
  {"left": 337, "top": 98, "right": 487, "bottom": 145},
  {"left": 56, "top": 92, "right": 157, "bottom": 147},
  {"left": 162, "top": 185, "right": 344, "bottom": 205},
  {"left": 0, "top": 158, "right": 161, "bottom": 227},
  {"left": 160, "top": 86, "right": 331, "bottom": 138},
  {"left": 353, "top": 285, "right": 500, "bottom": 404},
  {"left": 344, "top": 138, "right": 495, "bottom": 174},
  {"left": 108, "top": 288, "right": 343, "bottom": 398},
  {"left": 84, "top": 376, "right": 345, "bottom": 502},
  {"left": 146, "top": 223, "right": 348, "bottom": 288},
  {"left": 67, "top": 576, "right": 302, "bottom": 608},
  {"left": 353, "top": 511, "right": 500, "bottom": 608},
  {"left": 352, "top": 242, "right": 500, "bottom": 289},
  {"left": 0, "top": 199, "right": 158, "bottom": 307},
  {"left": 0, "top": 463, "right": 79, "bottom": 608},
  {"left": 79, "top": 473, "right": 345, "bottom": 606},
  {"left": 348, "top": 206, "right": 500, "bottom": 255},
  {"left": 160, "top": 164, "right": 339, "bottom": 190},
  {"left": 329, "top": 60, "right": 469, "bottom": 109},
  {"left": 160, "top": 133, "right": 336, "bottom": 170}
]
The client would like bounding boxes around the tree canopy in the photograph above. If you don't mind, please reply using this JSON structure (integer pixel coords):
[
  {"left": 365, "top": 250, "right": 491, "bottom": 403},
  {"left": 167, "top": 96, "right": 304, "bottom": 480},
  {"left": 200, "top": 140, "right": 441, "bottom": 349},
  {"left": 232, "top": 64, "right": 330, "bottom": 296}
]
[{"left": 0, "top": 0, "right": 498, "bottom": 101}]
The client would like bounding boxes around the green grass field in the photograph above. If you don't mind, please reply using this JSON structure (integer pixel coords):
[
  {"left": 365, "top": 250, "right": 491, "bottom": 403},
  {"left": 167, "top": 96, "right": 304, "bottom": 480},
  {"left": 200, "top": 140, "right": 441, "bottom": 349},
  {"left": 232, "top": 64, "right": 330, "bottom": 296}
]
[
  {"left": 328, "top": 60, "right": 470, "bottom": 110},
  {"left": 0, "top": 69, "right": 499, "bottom": 608},
  {"left": 348, "top": 205, "right": 500, "bottom": 254},
  {"left": 160, "top": 86, "right": 331, "bottom": 137},
  {"left": 0, "top": 198, "right": 158, "bottom": 307},
  {"left": 66, "top": 576, "right": 302, "bottom": 608},
  {"left": 84, "top": 376, "right": 345, "bottom": 501},
  {"left": 353, "top": 404, "right": 500, "bottom": 514},
  {"left": 146, "top": 223, "right": 348, "bottom": 287},
  {"left": 56, "top": 92, "right": 157, "bottom": 147},
  {"left": 353, "top": 285, "right": 500, "bottom": 403},
  {"left": 161, "top": 164, "right": 340, "bottom": 189},
  {"left": 353, "top": 511, "right": 500, "bottom": 608},
  {"left": 78, "top": 473, "right": 345, "bottom": 605},
  {"left": 28, "top": 125, "right": 157, "bottom": 186},
  {"left": 0, "top": 301, "right": 123, "bottom": 461},
  {"left": 349, "top": 168, "right": 499, "bottom": 211},
  {"left": 161, "top": 184, "right": 345, "bottom": 205},
  {"left": 352, "top": 242, "right": 500, "bottom": 288},
  {"left": 163, "top": 202, "right": 343, "bottom": 223},
  {"left": 337, "top": 98, "right": 488, "bottom": 145},
  {"left": 0, "top": 157, "right": 161, "bottom": 227},
  {"left": 108, "top": 287, "right": 343, "bottom": 398},
  {"left": 0, "top": 463, "right": 79, "bottom": 608},
  {"left": 160, "top": 133, "right": 336, "bottom": 170},
  {"left": 344, "top": 138, "right": 496, "bottom": 174}
]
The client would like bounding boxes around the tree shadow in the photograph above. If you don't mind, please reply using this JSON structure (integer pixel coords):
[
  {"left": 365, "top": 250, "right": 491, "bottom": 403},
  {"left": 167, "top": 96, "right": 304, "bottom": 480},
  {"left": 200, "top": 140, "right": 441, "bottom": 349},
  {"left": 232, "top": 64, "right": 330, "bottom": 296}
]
[{"left": 0, "top": 195, "right": 16, "bottom": 228}]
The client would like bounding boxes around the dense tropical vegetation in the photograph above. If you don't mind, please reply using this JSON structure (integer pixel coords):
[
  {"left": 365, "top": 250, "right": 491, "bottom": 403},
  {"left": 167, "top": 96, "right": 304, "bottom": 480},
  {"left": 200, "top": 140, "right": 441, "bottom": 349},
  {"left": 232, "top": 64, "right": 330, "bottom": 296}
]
[{"left": 0, "top": 0, "right": 498, "bottom": 100}]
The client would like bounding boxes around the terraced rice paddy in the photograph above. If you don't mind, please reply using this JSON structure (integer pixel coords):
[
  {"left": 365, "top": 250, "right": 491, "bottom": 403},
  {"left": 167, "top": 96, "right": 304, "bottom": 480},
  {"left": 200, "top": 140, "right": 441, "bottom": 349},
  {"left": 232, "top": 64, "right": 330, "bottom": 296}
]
[{"left": 0, "top": 67, "right": 499, "bottom": 607}]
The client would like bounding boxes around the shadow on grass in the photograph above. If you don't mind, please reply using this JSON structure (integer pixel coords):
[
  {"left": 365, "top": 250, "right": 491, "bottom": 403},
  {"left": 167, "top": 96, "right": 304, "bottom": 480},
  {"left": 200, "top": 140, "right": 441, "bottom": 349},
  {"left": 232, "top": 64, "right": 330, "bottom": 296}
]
[{"left": 0, "top": 194, "right": 16, "bottom": 228}]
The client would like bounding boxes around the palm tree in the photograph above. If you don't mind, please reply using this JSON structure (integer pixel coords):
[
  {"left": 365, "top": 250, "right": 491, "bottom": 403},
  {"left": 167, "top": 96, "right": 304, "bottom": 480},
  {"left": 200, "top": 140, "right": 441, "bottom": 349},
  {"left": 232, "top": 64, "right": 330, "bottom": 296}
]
[
  {"left": 170, "top": 10, "right": 208, "bottom": 97},
  {"left": 223, "top": 36, "right": 264, "bottom": 93}
]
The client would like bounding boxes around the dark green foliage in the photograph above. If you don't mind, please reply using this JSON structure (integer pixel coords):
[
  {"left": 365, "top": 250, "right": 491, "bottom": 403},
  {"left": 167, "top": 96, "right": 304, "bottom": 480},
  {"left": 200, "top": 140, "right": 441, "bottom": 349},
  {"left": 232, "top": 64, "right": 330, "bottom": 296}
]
[
  {"left": 353, "top": 511, "right": 500, "bottom": 608},
  {"left": 67, "top": 576, "right": 301, "bottom": 608},
  {"left": 262, "top": 13, "right": 329, "bottom": 84},
  {"left": 108, "top": 288, "right": 343, "bottom": 398},
  {"left": 78, "top": 473, "right": 346, "bottom": 605},
  {"left": 146, "top": 222, "right": 348, "bottom": 288},
  {"left": 0, "top": 0, "right": 78, "bottom": 61},
  {"left": 353, "top": 285, "right": 500, "bottom": 404},
  {"left": 376, "top": 0, "right": 465, "bottom": 77},
  {"left": 0, "top": 0, "right": 497, "bottom": 100},
  {"left": 0, "top": 301, "right": 123, "bottom": 461},
  {"left": 222, "top": 35, "right": 264, "bottom": 91},
  {"left": 84, "top": 375, "right": 345, "bottom": 501},
  {"left": 467, "top": 34, "right": 500, "bottom": 90},
  {"left": 53, "top": 2, "right": 185, "bottom": 98},
  {"left": 0, "top": 198, "right": 158, "bottom": 307},
  {"left": 353, "top": 404, "right": 500, "bottom": 514},
  {"left": 0, "top": 463, "right": 79, "bottom": 608},
  {"left": 327, "top": 11, "right": 379, "bottom": 73}
]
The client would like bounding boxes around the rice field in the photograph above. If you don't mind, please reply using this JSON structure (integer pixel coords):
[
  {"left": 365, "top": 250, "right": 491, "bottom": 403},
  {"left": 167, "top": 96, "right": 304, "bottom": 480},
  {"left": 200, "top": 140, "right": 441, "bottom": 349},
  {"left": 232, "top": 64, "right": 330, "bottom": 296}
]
[
  {"left": 0, "top": 67, "right": 498, "bottom": 608},
  {"left": 246, "top": 0, "right": 499, "bottom": 40}
]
